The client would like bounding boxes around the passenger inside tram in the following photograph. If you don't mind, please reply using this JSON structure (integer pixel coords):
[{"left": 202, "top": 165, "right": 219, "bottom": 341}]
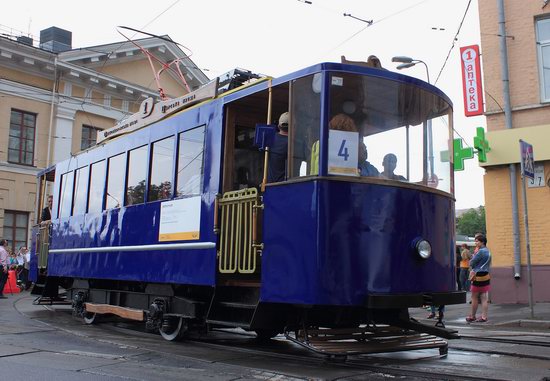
[
  {"left": 381, "top": 153, "right": 406, "bottom": 181},
  {"left": 358, "top": 141, "right": 379, "bottom": 177}
]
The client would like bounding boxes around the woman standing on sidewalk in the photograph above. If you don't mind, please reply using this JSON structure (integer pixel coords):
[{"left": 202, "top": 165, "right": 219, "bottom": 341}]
[{"left": 466, "top": 234, "right": 491, "bottom": 323}]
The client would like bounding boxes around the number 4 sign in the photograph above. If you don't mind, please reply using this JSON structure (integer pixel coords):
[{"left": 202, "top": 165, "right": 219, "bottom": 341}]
[{"left": 328, "top": 130, "right": 359, "bottom": 176}]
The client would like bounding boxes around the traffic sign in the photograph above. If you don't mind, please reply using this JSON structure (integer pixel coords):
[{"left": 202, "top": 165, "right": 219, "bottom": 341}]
[{"left": 519, "top": 140, "right": 535, "bottom": 179}]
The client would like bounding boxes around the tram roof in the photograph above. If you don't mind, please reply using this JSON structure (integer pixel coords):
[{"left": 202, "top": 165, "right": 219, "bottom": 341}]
[{"left": 221, "top": 62, "right": 453, "bottom": 108}]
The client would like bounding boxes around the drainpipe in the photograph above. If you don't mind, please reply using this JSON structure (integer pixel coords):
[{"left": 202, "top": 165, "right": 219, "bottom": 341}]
[
  {"left": 46, "top": 56, "right": 58, "bottom": 168},
  {"left": 497, "top": 0, "right": 521, "bottom": 279}
]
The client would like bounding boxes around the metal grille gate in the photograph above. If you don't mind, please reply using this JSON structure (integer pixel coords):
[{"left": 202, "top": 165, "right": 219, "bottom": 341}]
[{"left": 217, "top": 188, "right": 263, "bottom": 274}]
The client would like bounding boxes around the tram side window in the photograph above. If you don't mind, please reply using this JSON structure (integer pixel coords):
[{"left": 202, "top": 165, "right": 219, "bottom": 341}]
[
  {"left": 106, "top": 154, "right": 125, "bottom": 209},
  {"left": 176, "top": 126, "right": 205, "bottom": 197},
  {"left": 58, "top": 172, "right": 74, "bottom": 218},
  {"left": 73, "top": 166, "right": 89, "bottom": 215},
  {"left": 126, "top": 145, "right": 148, "bottom": 205},
  {"left": 88, "top": 160, "right": 106, "bottom": 213},
  {"left": 149, "top": 136, "right": 175, "bottom": 202},
  {"left": 289, "top": 74, "right": 321, "bottom": 177}
]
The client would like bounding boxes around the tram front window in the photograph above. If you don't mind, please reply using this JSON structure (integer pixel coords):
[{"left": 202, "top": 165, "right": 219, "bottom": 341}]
[{"left": 328, "top": 72, "right": 453, "bottom": 193}]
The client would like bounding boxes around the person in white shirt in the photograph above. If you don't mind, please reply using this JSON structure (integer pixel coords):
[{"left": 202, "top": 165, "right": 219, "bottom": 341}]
[{"left": 0, "top": 239, "right": 10, "bottom": 298}]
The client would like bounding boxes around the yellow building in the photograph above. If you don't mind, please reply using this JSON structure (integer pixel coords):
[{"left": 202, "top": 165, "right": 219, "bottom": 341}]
[
  {"left": 0, "top": 26, "right": 208, "bottom": 254},
  {"left": 479, "top": 2, "right": 550, "bottom": 303}
]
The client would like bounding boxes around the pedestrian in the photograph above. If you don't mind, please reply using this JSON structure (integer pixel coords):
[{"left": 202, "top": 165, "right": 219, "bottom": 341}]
[
  {"left": 17, "top": 247, "right": 30, "bottom": 290},
  {"left": 466, "top": 234, "right": 491, "bottom": 323},
  {"left": 459, "top": 243, "right": 472, "bottom": 291},
  {"left": 0, "top": 239, "right": 10, "bottom": 299}
]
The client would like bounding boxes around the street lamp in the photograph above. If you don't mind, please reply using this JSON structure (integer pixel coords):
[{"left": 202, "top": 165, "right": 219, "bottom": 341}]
[
  {"left": 392, "top": 55, "right": 435, "bottom": 182},
  {"left": 392, "top": 56, "right": 430, "bottom": 84}
]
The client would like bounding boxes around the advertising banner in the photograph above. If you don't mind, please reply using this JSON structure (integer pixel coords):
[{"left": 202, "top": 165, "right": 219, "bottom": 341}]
[{"left": 460, "top": 45, "right": 484, "bottom": 117}]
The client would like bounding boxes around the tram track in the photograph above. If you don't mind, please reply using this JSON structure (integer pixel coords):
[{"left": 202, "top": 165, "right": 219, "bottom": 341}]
[
  {"left": 17, "top": 301, "right": 548, "bottom": 381},
  {"left": 99, "top": 321, "right": 513, "bottom": 381},
  {"left": 459, "top": 334, "right": 550, "bottom": 348}
]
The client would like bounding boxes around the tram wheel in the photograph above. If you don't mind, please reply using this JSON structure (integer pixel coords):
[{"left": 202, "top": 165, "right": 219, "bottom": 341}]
[
  {"left": 255, "top": 329, "right": 280, "bottom": 341},
  {"left": 83, "top": 312, "right": 98, "bottom": 325},
  {"left": 159, "top": 316, "right": 187, "bottom": 341}
]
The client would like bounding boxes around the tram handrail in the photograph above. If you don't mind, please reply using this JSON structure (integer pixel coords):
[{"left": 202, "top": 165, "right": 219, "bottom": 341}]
[
  {"left": 36, "top": 223, "right": 50, "bottom": 269},
  {"left": 218, "top": 188, "right": 262, "bottom": 274}
]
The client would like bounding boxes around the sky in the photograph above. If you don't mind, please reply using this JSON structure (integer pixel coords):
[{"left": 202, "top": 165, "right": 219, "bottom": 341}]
[{"left": 2, "top": 0, "right": 486, "bottom": 209}]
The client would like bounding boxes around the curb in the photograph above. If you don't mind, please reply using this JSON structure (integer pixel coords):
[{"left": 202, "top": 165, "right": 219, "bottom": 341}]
[{"left": 493, "top": 319, "right": 550, "bottom": 329}]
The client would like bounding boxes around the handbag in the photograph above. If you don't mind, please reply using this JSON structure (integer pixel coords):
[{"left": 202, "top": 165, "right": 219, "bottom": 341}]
[{"left": 469, "top": 253, "right": 491, "bottom": 283}]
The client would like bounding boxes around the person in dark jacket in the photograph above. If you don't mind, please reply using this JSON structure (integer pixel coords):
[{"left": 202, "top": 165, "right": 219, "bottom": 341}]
[
  {"left": 267, "top": 112, "right": 289, "bottom": 183},
  {"left": 41, "top": 195, "right": 53, "bottom": 223}
]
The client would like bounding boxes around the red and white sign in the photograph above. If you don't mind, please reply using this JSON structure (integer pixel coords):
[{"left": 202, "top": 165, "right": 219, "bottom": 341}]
[{"left": 460, "top": 45, "right": 484, "bottom": 117}]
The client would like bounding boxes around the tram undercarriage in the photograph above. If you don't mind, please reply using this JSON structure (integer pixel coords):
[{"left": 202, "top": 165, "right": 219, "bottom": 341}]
[{"left": 34, "top": 276, "right": 462, "bottom": 358}]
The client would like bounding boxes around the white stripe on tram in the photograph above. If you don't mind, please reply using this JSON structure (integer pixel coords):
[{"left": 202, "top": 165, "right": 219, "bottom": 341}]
[{"left": 49, "top": 242, "right": 216, "bottom": 254}]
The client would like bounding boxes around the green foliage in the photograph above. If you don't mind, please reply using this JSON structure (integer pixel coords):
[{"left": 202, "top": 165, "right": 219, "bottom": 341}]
[{"left": 456, "top": 206, "right": 486, "bottom": 237}]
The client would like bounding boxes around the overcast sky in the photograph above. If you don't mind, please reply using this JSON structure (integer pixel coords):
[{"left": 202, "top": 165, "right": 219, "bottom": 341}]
[{"left": 3, "top": 0, "right": 486, "bottom": 209}]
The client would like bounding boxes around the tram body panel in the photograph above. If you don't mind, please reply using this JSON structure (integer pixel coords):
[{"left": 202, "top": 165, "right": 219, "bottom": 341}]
[
  {"left": 45, "top": 101, "right": 224, "bottom": 287},
  {"left": 260, "top": 179, "right": 454, "bottom": 306},
  {"left": 47, "top": 205, "right": 218, "bottom": 285}
]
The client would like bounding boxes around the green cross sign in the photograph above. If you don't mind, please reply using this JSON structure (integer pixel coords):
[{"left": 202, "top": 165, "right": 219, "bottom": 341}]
[
  {"left": 473, "top": 127, "right": 490, "bottom": 163},
  {"left": 453, "top": 138, "right": 474, "bottom": 171}
]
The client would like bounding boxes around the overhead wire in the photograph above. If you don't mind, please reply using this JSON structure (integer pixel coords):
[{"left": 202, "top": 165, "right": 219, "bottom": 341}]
[
  {"left": 327, "top": 0, "right": 431, "bottom": 53},
  {"left": 434, "top": 0, "right": 473, "bottom": 85}
]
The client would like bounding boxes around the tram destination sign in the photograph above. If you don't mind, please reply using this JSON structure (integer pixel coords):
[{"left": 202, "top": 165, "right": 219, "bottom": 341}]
[{"left": 97, "top": 79, "right": 219, "bottom": 144}]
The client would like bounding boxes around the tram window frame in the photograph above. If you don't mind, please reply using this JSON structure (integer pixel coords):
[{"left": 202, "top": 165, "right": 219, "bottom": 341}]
[
  {"left": 125, "top": 145, "right": 149, "bottom": 206},
  {"left": 105, "top": 153, "right": 126, "bottom": 210},
  {"left": 88, "top": 160, "right": 106, "bottom": 213},
  {"left": 149, "top": 136, "right": 175, "bottom": 202},
  {"left": 72, "top": 165, "right": 90, "bottom": 216},
  {"left": 58, "top": 171, "right": 75, "bottom": 218},
  {"left": 176, "top": 125, "right": 206, "bottom": 198},
  {"left": 288, "top": 74, "right": 321, "bottom": 178}
]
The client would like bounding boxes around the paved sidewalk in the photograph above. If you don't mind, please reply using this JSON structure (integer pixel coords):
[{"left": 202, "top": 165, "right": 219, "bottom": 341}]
[{"left": 411, "top": 293, "right": 550, "bottom": 330}]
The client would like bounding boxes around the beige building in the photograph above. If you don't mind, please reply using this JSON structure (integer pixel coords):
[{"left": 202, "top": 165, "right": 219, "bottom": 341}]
[
  {"left": 479, "top": 1, "right": 550, "bottom": 303},
  {"left": 0, "top": 26, "right": 208, "bottom": 254}
]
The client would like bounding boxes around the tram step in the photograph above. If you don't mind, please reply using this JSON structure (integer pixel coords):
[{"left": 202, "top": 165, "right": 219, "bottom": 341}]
[
  {"left": 217, "top": 301, "right": 256, "bottom": 309},
  {"left": 30, "top": 283, "right": 45, "bottom": 295},
  {"left": 206, "top": 319, "right": 251, "bottom": 329}
]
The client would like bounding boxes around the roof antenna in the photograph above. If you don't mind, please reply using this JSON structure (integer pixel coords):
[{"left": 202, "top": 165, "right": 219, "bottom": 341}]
[{"left": 117, "top": 26, "right": 193, "bottom": 99}]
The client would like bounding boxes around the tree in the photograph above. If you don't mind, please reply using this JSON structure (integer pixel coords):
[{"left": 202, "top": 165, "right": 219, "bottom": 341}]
[{"left": 456, "top": 206, "right": 486, "bottom": 237}]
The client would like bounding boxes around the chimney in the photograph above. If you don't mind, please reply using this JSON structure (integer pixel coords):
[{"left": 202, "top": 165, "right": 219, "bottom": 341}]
[
  {"left": 16, "top": 36, "right": 33, "bottom": 46},
  {"left": 39, "top": 27, "right": 72, "bottom": 53}
]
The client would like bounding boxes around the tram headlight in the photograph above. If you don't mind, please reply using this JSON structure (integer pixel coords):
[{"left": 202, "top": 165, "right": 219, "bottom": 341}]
[{"left": 415, "top": 239, "right": 432, "bottom": 259}]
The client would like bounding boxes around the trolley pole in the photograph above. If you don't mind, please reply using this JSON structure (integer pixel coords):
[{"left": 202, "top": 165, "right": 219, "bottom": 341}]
[{"left": 519, "top": 140, "right": 535, "bottom": 318}]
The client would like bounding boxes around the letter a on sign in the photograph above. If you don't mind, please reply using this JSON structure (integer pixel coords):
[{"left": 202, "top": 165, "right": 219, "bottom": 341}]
[{"left": 460, "top": 45, "right": 484, "bottom": 117}]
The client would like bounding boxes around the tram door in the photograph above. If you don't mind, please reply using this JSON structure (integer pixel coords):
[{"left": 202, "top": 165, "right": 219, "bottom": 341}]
[
  {"left": 33, "top": 168, "right": 55, "bottom": 273},
  {"left": 216, "top": 81, "right": 290, "bottom": 283}
]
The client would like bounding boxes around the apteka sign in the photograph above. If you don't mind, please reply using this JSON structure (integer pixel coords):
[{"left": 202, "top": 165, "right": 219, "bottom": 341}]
[{"left": 460, "top": 45, "right": 484, "bottom": 117}]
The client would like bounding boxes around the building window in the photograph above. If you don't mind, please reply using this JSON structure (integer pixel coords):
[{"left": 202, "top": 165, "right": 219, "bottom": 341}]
[
  {"left": 176, "top": 126, "right": 206, "bottom": 197},
  {"left": 537, "top": 18, "right": 550, "bottom": 102},
  {"left": 3, "top": 211, "right": 29, "bottom": 253},
  {"left": 8, "top": 109, "right": 36, "bottom": 166},
  {"left": 81, "top": 125, "right": 100, "bottom": 150},
  {"left": 125, "top": 146, "right": 148, "bottom": 205},
  {"left": 149, "top": 136, "right": 175, "bottom": 202}
]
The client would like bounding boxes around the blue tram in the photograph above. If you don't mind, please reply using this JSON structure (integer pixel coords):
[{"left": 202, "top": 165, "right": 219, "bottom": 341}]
[{"left": 32, "top": 62, "right": 464, "bottom": 353}]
